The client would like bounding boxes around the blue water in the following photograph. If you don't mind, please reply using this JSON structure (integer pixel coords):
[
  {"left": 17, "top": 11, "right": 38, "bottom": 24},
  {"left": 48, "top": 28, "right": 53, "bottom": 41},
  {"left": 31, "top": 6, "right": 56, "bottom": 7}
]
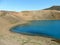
[{"left": 10, "top": 20, "right": 60, "bottom": 39}]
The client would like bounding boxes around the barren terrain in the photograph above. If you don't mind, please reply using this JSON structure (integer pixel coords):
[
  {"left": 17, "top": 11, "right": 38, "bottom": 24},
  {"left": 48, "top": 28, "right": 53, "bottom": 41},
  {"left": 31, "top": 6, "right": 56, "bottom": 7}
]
[{"left": 0, "top": 9, "right": 60, "bottom": 45}]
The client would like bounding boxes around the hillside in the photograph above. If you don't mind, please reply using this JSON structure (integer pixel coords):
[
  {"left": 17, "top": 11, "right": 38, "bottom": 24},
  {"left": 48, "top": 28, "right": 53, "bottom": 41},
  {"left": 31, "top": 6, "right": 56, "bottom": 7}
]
[
  {"left": 20, "top": 10, "right": 60, "bottom": 20},
  {"left": 0, "top": 10, "right": 60, "bottom": 21},
  {"left": 44, "top": 6, "right": 60, "bottom": 11}
]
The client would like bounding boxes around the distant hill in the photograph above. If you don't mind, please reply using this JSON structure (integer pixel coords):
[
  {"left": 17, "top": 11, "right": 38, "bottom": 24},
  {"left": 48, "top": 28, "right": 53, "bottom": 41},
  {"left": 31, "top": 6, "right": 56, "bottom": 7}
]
[
  {"left": 0, "top": 6, "right": 60, "bottom": 21},
  {"left": 44, "top": 6, "right": 60, "bottom": 11},
  {"left": 0, "top": 10, "right": 60, "bottom": 21}
]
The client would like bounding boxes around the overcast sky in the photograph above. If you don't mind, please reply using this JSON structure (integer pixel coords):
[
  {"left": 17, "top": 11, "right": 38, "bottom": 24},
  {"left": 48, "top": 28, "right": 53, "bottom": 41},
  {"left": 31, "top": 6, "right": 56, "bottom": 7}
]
[{"left": 0, "top": 0, "right": 60, "bottom": 11}]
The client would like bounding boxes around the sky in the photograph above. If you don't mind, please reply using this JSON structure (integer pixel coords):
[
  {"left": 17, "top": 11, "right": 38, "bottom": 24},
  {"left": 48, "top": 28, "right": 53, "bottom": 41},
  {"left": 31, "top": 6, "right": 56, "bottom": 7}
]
[{"left": 0, "top": 0, "right": 60, "bottom": 11}]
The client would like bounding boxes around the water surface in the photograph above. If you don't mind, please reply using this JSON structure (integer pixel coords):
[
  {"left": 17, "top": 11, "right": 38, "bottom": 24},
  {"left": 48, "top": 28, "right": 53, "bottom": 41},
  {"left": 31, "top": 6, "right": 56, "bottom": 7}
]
[{"left": 10, "top": 20, "right": 60, "bottom": 39}]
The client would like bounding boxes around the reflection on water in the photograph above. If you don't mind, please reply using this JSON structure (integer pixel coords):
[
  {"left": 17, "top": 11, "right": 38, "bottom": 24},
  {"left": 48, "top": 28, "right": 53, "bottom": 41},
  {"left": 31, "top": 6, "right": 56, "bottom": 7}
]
[{"left": 10, "top": 20, "right": 60, "bottom": 39}]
